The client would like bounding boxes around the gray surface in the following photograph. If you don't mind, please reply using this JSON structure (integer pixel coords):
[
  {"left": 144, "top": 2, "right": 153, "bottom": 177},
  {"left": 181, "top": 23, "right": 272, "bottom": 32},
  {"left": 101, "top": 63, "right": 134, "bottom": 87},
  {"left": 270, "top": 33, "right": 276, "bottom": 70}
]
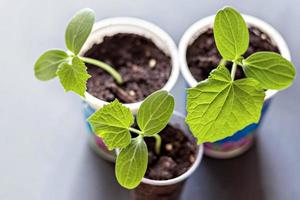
[{"left": 0, "top": 0, "right": 299, "bottom": 199}]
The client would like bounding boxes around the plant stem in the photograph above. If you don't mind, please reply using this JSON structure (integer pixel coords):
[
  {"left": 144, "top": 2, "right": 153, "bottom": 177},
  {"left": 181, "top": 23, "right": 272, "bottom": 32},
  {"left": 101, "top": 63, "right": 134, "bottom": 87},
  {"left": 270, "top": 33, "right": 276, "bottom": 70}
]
[
  {"left": 129, "top": 127, "right": 144, "bottom": 135},
  {"left": 220, "top": 58, "right": 227, "bottom": 66},
  {"left": 79, "top": 56, "right": 123, "bottom": 84},
  {"left": 129, "top": 127, "right": 161, "bottom": 154},
  {"left": 136, "top": 134, "right": 144, "bottom": 143},
  {"left": 231, "top": 62, "right": 237, "bottom": 80},
  {"left": 153, "top": 134, "right": 162, "bottom": 155}
]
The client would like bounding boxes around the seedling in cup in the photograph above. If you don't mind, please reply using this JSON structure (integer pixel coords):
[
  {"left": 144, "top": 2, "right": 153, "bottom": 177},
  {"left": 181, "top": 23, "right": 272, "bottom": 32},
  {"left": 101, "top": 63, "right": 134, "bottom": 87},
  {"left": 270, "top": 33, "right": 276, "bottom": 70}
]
[
  {"left": 186, "top": 7, "right": 296, "bottom": 143},
  {"left": 87, "top": 91, "right": 174, "bottom": 189},
  {"left": 34, "top": 8, "right": 122, "bottom": 96}
]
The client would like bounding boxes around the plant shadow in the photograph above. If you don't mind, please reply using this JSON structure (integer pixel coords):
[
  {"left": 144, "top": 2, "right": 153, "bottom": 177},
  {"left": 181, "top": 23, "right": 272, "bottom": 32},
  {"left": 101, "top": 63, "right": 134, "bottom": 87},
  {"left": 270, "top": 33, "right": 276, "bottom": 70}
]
[
  {"left": 68, "top": 143, "right": 130, "bottom": 200},
  {"left": 183, "top": 136, "right": 267, "bottom": 200}
]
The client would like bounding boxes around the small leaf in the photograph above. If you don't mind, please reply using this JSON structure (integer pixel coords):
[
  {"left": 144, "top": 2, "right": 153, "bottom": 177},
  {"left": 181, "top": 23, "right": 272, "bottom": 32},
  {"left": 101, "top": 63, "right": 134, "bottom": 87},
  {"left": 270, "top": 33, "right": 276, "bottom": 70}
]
[
  {"left": 243, "top": 52, "right": 296, "bottom": 89},
  {"left": 87, "top": 99, "right": 134, "bottom": 150},
  {"left": 137, "top": 91, "right": 174, "bottom": 136},
  {"left": 34, "top": 50, "right": 68, "bottom": 81},
  {"left": 57, "top": 56, "right": 91, "bottom": 97},
  {"left": 116, "top": 137, "right": 148, "bottom": 189},
  {"left": 186, "top": 66, "right": 265, "bottom": 143},
  {"left": 214, "top": 7, "right": 249, "bottom": 61},
  {"left": 65, "top": 8, "right": 95, "bottom": 55}
]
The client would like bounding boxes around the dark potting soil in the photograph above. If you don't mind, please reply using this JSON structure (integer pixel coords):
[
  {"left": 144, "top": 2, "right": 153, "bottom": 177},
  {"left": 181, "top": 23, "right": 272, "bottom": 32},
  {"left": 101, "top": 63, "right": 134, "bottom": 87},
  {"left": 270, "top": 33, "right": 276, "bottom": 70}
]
[
  {"left": 186, "top": 27, "right": 280, "bottom": 81},
  {"left": 84, "top": 33, "right": 171, "bottom": 103},
  {"left": 143, "top": 125, "right": 197, "bottom": 180}
]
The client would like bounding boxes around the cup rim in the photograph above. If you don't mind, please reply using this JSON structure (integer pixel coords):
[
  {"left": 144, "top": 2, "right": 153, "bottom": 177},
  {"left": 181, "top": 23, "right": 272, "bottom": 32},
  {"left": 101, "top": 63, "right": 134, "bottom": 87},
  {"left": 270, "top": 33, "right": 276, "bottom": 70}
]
[
  {"left": 81, "top": 17, "right": 180, "bottom": 112},
  {"left": 179, "top": 14, "right": 292, "bottom": 100},
  {"left": 141, "top": 111, "right": 204, "bottom": 186}
]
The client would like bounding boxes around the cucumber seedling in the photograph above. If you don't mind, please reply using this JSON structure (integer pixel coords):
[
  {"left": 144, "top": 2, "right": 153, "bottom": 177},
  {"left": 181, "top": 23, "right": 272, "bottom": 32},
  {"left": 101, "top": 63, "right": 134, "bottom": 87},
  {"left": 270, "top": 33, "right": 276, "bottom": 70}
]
[
  {"left": 34, "top": 8, "right": 122, "bottom": 97},
  {"left": 87, "top": 91, "right": 174, "bottom": 189},
  {"left": 186, "top": 7, "right": 296, "bottom": 143}
]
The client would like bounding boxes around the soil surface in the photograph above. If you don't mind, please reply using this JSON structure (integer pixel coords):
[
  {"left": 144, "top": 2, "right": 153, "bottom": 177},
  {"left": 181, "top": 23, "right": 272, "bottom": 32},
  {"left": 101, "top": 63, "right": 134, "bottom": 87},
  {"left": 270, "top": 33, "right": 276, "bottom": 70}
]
[
  {"left": 143, "top": 125, "right": 197, "bottom": 180},
  {"left": 84, "top": 33, "right": 171, "bottom": 103},
  {"left": 186, "top": 27, "right": 280, "bottom": 81}
]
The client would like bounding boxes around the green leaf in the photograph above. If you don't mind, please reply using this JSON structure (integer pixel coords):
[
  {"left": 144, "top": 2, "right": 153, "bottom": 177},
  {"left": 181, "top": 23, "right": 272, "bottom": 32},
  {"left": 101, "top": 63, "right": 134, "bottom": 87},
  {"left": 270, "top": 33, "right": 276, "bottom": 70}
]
[
  {"left": 186, "top": 66, "right": 265, "bottom": 143},
  {"left": 65, "top": 8, "right": 95, "bottom": 55},
  {"left": 214, "top": 7, "right": 249, "bottom": 61},
  {"left": 137, "top": 91, "right": 174, "bottom": 136},
  {"left": 116, "top": 137, "right": 148, "bottom": 189},
  {"left": 242, "top": 52, "right": 296, "bottom": 89},
  {"left": 87, "top": 99, "right": 134, "bottom": 150},
  {"left": 34, "top": 50, "right": 68, "bottom": 81},
  {"left": 56, "top": 56, "right": 91, "bottom": 97}
]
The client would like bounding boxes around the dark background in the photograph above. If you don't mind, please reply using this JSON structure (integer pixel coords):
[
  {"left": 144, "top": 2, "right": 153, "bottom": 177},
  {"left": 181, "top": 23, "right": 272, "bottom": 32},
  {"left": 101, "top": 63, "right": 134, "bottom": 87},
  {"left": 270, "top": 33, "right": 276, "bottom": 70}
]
[{"left": 0, "top": 0, "right": 299, "bottom": 199}]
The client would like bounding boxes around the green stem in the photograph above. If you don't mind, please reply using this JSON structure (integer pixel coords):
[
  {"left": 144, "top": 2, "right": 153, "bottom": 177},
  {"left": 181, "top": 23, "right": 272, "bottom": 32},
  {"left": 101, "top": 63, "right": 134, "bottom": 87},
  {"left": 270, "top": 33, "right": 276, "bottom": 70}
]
[
  {"left": 153, "top": 134, "right": 162, "bottom": 155},
  {"left": 220, "top": 58, "right": 227, "bottom": 66},
  {"left": 129, "top": 127, "right": 144, "bottom": 135},
  {"left": 231, "top": 62, "right": 237, "bottom": 80},
  {"left": 129, "top": 127, "right": 161, "bottom": 154},
  {"left": 136, "top": 134, "right": 144, "bottom": 143},
  {"left": 79, "top": 56, "right": 123, "bottom": 84}
]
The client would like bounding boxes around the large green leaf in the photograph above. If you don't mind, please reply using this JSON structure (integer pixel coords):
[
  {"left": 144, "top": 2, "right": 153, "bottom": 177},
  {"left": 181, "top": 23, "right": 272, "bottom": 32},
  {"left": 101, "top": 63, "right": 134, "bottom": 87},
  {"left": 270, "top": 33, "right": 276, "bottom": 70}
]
[
  {"left": 186, "top": 66, "right": 265, "bottom": 143},
  {"left": 87, "top": 99, "right": 134, "bottom": 150},
  {"left": 65, "top": 8, "right": 95, "bottom": 55},
  {"left": 243, "top": 52, "right": 296, "bottom": 89},
  {"left": 214, "top": 7, "right": 249, "bottom": 61},
  {"left": 34, "top": 50, "right": 68, "bottom": 81},
  {"left": 56, "top": 56, "right": 91, "bottom": 97},
  {"left": 137, "top": 91, "right": 174, "bottom": 136},
  {"left": 116, "top": 137, "right": 148, "bottom": 189}
]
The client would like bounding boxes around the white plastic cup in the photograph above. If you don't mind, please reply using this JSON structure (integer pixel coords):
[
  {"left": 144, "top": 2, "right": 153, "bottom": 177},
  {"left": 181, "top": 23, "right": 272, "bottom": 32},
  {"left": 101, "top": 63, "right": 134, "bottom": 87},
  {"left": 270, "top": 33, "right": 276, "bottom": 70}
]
[
  {"left": 131, "top": 111, "right": 203, "bottom": 200},
  {"left": 179, "top": 14, "right": 291, "bottom": 159},
  {"left": 81, "top": 17, "right": 180, "bottom": 161}
]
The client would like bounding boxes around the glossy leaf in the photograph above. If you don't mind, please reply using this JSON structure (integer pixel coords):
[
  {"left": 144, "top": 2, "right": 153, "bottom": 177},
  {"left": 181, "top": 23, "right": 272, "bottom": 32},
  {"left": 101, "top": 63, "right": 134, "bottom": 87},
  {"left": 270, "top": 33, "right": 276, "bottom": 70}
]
[
  {"left": 243, "top": 52, "right": 296, "bottom": 89},
  {"left": 186, "top": 65, "right": 265, "bottom": 143},
  {"left": 56, "top": 56, "right": 91, "bottom": 96},
  {"left": 116, "top": 137, "right": 148, "bottom": 189},
  {"left": 137, "top": 91, "right": 174, "bottom": 136},
  {"left": 65, "top": 8, "right": 95, "bottom": 55},
  {"left": 34, "top": 50, "right": 68, "bottom": 81},
  {"left": 214, "top": 7, "right": 249, "bottom": 60},
  {"left": 87, "top": 99, "right": 134, "bottom": 150}
]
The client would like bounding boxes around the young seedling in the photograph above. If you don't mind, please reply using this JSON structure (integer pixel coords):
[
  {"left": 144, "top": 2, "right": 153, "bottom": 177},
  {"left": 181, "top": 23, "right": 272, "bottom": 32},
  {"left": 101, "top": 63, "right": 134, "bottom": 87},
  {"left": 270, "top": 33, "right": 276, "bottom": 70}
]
[
  {"left": 87, "top": 91, "right": 174, "bottom": 189},
  {"left": 34, "top": 8, "right": 122, "bottom": 97},
  {"left": 186, "top": 7, "right": 296, "bottom": 143}
]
